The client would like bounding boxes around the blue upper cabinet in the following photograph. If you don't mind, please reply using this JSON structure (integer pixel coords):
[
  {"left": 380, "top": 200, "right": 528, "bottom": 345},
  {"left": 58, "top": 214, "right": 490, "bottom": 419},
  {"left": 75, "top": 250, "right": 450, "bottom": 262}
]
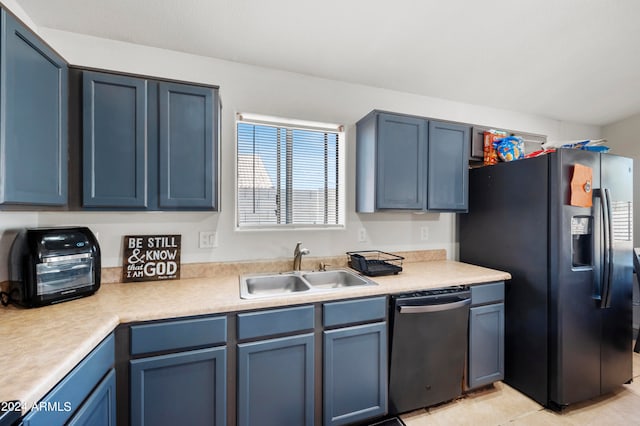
[
  {"left": 81, "top": 70, "right": 219, "bottom": 210},
  {"left": 356, "top": 111, "right": 469, "bottom": 213},
  {"left": 428, "top": 121, "right": 470, "bottom": 212},
  {"left": 375, "top": 113, "right": 428, "bottom": 210},
  {"left": 158, "top": 82, "right": 217, "bottom": 209},
  {"left": 83, "top": 71, "right": 148, "bottom": 208},
  {"left": 0, "top": 10, "right": 68, "bottom": 205}
]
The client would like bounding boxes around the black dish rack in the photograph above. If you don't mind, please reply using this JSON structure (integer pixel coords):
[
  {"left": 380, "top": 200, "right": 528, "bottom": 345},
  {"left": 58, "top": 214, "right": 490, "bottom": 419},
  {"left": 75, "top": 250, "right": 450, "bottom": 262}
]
[{"left": 347, "top": 251, "right": 404, "bottom": 276}]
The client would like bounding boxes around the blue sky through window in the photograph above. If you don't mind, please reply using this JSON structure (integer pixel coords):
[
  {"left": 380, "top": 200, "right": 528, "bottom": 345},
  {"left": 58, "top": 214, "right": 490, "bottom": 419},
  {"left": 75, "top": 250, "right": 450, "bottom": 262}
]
[{"left": 237, "top": 122, "right": 338, "bottom": 190}]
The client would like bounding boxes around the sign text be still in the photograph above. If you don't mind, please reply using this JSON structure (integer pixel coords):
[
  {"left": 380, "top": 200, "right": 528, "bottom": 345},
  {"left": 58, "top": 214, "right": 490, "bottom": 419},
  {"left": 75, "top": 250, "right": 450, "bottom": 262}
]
[{"left": 123, "top": 235, "right": 181, "bottom": 282}]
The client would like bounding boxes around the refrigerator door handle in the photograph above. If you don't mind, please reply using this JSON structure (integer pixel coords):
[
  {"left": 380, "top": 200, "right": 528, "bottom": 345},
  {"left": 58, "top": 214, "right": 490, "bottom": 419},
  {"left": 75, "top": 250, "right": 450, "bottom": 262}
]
[
  {"left": 595, "top": 188, "right": 614, "bottom": 308},
  {"left": 593, "top": 188, "right": 611, "bottom": 307},
  {"left": 601, "top": 188, "right": 614, "bottom": 308}
]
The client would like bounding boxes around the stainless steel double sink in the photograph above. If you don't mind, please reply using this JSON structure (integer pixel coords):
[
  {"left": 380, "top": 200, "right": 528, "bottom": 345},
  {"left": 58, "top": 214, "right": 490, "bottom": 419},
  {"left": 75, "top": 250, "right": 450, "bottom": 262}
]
[{"left": 239, "top": 269, "right": 377, "bottom": 299}]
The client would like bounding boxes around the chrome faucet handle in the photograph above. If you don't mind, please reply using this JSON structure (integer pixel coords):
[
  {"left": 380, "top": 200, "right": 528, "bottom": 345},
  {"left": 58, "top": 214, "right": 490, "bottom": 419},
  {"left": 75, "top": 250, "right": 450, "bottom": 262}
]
[
  {"left": 319, "top": 262, "right": 330, "bottom": 271},
  {"left": 294, "top": 242, "right": 309, "bottom": 255},
  {"left": 293, "top": 242, "right": 310, "bottom": 271}
]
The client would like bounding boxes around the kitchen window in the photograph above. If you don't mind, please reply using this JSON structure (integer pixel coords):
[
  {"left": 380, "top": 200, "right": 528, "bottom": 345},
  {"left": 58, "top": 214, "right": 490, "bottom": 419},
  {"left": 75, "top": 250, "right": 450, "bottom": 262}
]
[
  {"left": 611, "top": 200, "right": 633, "bottom": 241},
  {"left": 236, "top": 113, "right": 345, "bottom": 228}
]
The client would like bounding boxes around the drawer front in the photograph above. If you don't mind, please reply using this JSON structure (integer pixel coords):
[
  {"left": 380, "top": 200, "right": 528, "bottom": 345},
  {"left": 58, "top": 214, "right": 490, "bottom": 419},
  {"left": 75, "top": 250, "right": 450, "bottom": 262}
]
[
  {"left": 23, "top": 334, "right": 114, "bottom": 426},
  {"left": 237, "top": 305, "right": 314, "bottom": 340},
  {"left": 323, "top": 296, "right": 387, "bottom": 328},
  {"left": 471, "top": 281, "right": 505, "bottom": 306},
  {"left": 131, "top": 316, "right": 227, "bottom": 355}
]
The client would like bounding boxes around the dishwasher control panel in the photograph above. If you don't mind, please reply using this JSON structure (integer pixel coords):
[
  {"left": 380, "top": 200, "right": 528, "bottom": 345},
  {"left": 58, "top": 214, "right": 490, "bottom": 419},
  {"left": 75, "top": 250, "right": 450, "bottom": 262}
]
[{"left": 392, "top": 286, "right": 469, "bottom": 301}]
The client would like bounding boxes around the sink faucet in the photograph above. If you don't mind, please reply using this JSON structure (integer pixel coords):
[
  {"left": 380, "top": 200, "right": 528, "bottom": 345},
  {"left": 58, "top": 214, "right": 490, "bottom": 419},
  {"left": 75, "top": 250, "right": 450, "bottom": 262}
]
[{"left": 293, "top": 242, "right": 310, "bottom": 271}]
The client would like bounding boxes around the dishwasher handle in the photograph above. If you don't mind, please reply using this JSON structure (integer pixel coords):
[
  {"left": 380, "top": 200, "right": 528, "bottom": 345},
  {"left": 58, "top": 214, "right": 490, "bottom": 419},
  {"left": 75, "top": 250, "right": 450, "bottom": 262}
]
[{"left": 398, "top": 297, "right": 471, "bottom": 314}]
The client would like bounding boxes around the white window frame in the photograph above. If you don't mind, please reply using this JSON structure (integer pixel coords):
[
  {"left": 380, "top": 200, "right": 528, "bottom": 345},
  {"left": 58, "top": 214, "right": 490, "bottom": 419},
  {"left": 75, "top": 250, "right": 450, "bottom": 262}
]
[{"left": 235, "top": 112, "right": 346, "bottom": 230}]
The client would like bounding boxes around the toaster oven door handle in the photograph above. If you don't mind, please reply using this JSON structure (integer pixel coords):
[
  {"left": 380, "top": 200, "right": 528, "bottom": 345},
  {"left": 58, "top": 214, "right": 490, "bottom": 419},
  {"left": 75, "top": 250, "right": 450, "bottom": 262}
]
[{"left": 42, "top": 253, "right": 92, "bottom": 263}]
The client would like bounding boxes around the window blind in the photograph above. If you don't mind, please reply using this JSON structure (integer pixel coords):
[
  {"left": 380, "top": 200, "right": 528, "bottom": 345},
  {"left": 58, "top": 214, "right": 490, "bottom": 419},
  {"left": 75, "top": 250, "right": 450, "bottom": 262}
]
[
  {"left": 611, "top": 200, "right": 633, "bottom": 241},
  {"left": 237, "top": 118, "right": 342, "bottom": 227}
]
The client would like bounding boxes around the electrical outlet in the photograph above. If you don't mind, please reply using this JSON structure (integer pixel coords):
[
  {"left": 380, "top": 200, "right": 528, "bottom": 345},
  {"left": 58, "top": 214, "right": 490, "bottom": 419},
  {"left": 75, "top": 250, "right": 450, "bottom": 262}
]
[
  {"left": 420, "top": 226, "right": 429, "bottom": 241},
  {"left": 358, "top": 228, "right": 367, "bottom": 242},
  {"left": 199, "top": 231, "right": 217, "bottom": 248}
]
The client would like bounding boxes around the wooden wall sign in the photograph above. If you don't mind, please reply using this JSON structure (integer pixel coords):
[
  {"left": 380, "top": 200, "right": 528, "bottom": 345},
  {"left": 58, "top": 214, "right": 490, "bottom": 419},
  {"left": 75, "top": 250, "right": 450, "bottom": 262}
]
[{"left": 123, "top": 235, "right": 181, "bottom": 282}]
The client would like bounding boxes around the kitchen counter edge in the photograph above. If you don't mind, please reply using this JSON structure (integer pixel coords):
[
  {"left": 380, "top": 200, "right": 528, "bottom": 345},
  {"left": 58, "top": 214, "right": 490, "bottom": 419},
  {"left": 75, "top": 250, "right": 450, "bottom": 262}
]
[{"left": 0, "top": 259, "right": 510, "bottom": 414}]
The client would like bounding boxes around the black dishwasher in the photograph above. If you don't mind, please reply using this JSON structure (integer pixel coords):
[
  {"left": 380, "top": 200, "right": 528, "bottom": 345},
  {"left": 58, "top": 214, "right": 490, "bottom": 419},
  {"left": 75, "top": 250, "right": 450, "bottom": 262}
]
[{"left": 388, "top": 287, "right": 471, "bottom": 414}]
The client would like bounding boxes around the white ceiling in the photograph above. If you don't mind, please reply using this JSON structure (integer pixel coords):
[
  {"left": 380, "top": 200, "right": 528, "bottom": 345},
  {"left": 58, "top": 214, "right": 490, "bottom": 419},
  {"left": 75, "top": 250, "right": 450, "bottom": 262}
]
[{"left": 15, "top": 0, "right": 640, "bottom": 126}]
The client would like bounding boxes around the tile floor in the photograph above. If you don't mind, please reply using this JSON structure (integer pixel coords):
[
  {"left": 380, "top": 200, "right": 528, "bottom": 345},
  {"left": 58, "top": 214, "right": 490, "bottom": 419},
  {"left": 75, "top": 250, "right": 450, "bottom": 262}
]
[{"left": 400, "top": 351, "right": 640, "bottom": 425}]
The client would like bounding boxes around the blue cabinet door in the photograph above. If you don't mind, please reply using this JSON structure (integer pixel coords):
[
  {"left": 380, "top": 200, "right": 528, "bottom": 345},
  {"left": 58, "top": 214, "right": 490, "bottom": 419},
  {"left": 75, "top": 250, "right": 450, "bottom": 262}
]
[
  {"left": 237, "top": 333, "right": 314, "bottom": 426},
  {"left": 427, "top": 121, "right": 470, "bottom": 211},
  {"left": 1, "top": 10, "right": 67, "bottom": 205},
  {"left": 82, "top": 71, "right": 148, "bottom": 207},
  {"left": 323, "top": 322, "right": 387, "bottom": 426},
  {"left": 81, "top": 71, "right": 218, "bottom": 210},
  {"left": 130, "top": 346, "right": 227, "bottom": 426},
  {"left": 375, "top": 113, "right": 427, "bottom": 210},
  {"left": 67, "top": 369, "right": 116, "bottom": 426},
  {"left": 468, "top": 303, "right": 504, "bottom": 389},
  {"left": 158, "top": 82, "right": 217, "bottom": 209},
  {"left": 22, "top": 334, "right": 114, "bottom": 426}
]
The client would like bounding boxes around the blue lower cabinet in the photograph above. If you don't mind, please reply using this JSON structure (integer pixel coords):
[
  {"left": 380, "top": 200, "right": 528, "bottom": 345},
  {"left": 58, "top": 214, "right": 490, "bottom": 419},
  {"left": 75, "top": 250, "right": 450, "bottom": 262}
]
[
  {"left": 67, "top": 369, "right": 116, "bottom": 426},
  {"left": 237, "top": 333, "right": 314, "bottom": 426},
  {"left": 130, "top": 346, "right": 227, "bottom": 426},
  {"left": 323, "top": 322, "right": 387, "bottom": 426},
  {"left": 468, "top": 303, "right": 505, "bottom": 389},
  {"left": 22, "top": 334, "right": 114, "bottom": 426}
]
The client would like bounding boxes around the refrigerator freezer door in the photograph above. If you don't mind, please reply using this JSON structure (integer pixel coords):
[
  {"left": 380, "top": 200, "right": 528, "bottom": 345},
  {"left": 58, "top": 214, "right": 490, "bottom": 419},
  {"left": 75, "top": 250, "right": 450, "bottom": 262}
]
[
  {"left": 549, "top": 149, "right": 602, "bottom": 407},
  {"left": 600, "top": 154, "right": 633, "bottom": 393}
]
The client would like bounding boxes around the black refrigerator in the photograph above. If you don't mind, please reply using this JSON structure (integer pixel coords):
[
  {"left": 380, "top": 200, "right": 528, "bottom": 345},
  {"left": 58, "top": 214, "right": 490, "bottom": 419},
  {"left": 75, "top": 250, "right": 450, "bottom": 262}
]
[{"left": 459, "top": 149, "right": 633, "bottom": 409}]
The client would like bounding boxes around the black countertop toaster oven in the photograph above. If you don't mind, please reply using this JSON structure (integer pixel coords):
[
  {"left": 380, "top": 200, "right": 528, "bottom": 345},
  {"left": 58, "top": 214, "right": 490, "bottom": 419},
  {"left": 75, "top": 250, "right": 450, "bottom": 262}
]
[{"left": 8, "top": 227, "right": 101, "bottom": 307}]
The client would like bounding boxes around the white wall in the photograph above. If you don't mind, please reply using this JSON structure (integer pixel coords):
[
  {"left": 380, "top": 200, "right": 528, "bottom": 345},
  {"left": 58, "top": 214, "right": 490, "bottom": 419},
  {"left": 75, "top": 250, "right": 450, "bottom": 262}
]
[
  {"left": 1, "top": 0, "right": 37, "bottom": 32},
  {"left": 0, "top": 19, "right": 602, "bottom": 278},
  {"left": 603, "top": 113, "right": 640, "bottom": 246}
]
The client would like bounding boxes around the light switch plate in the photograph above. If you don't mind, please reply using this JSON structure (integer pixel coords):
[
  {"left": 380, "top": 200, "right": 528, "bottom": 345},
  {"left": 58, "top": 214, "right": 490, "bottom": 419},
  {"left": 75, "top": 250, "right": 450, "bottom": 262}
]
[
  {"left": 199, "top": 231, "right": 217, "bottom": 248},
  {"left": 420, "top": 226, "right": 429, "bottom": 241}
]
